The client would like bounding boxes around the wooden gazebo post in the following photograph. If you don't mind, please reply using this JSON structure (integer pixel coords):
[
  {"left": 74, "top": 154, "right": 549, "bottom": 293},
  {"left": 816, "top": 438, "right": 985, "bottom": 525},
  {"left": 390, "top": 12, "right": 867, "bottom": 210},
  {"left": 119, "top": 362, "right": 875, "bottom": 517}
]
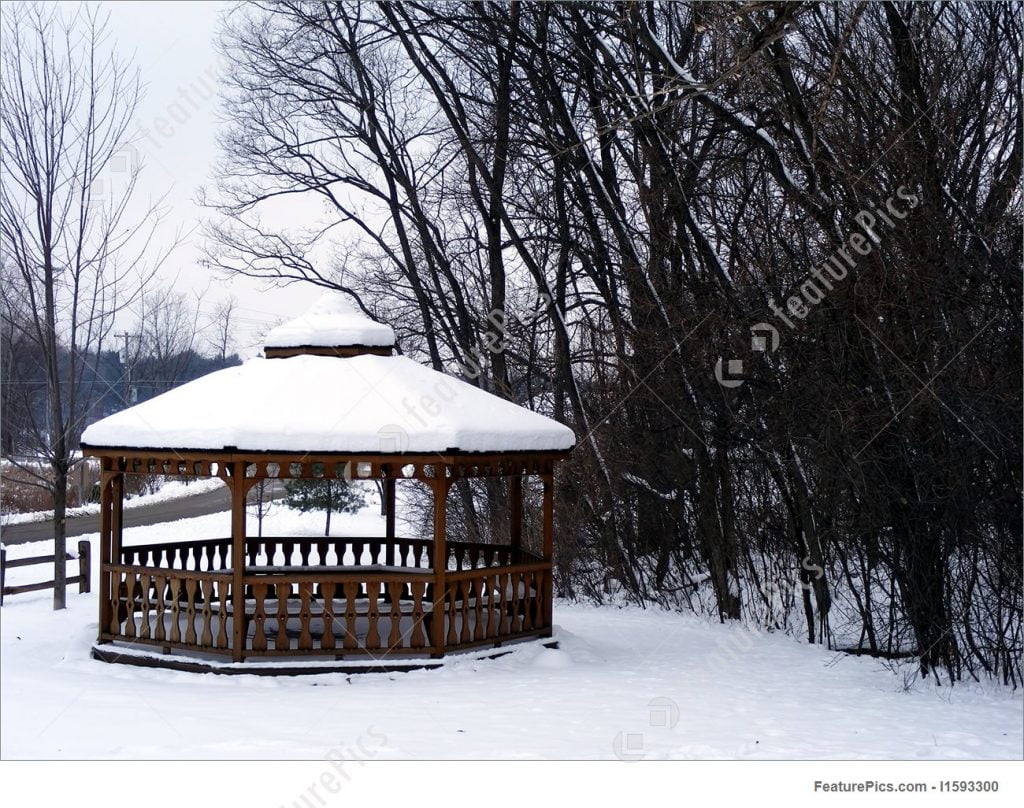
[
  {"left": 384, "top": 477, "right": 396, "bottom": 565},
  {"left": 97, "top": 458, "right": 112, "bottom": 640},
  {"left": 542, "top": 471, "right": 554, "bottom": 634},
  {"left": 97, "top": 456, "right": 124, "bottom": 643},
  {"left": 431, "top": 469, "right": 450, "bottom": 657},
  {"left": 509, "top": 474, "right": 522, "bottom": 561},
  {"left": 230, "top": 461, "right": 248, "bottom": 662}
]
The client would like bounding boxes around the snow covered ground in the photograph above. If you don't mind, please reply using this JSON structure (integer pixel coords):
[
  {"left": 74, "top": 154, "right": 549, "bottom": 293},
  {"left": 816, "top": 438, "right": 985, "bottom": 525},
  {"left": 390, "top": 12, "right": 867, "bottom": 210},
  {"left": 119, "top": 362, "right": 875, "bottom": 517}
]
[{"left": 1, "top": 505, "right": 1020, "bottom": 760}]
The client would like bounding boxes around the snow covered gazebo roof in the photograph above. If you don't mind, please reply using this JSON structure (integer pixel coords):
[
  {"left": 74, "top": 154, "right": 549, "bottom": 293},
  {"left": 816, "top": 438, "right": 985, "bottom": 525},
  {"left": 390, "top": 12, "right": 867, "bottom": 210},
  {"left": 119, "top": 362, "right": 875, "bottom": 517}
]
[{"left": 81, "top": 293, "right": 575, "bottom": 457}]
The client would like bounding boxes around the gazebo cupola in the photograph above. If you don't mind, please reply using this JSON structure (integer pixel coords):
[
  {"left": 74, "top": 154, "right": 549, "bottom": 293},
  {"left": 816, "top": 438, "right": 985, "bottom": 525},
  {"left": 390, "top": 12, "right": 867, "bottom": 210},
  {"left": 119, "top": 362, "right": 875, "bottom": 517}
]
[
  {"left": 263, "top": 294, "right": 396, "bottom": 358},
  {"left": 80, "top": 292, "right": 575, "bottom": 673}
]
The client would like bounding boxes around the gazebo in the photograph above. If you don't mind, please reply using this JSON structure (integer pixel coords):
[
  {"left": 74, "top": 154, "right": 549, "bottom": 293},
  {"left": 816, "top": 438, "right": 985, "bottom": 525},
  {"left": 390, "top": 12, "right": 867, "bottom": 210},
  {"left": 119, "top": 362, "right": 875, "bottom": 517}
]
[{"left": 80, "top": 294, "right": 574, "bottom": 672}]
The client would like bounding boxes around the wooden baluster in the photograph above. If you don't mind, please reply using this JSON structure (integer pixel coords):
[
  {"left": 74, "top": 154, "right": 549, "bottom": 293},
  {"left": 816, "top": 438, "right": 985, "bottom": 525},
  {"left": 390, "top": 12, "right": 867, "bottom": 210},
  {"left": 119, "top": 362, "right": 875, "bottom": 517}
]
[
  {"left": 139, "top": 573, "right": 152, "bottom": 639},
  {"left": 514, "top": 571, "right": 525, "bottom": 633},
  {"left": 153, "top": 575, "right": 167, "bottom": 642},
  {"left": 320, "top": 582, "right": 336, "bottom": 651},
  {"left": 316, "top": 540, "right": 328, "bottom": 567},
  {"left": 473, "top": 574, "right": 485, "bottom": 641},
  {"left": 184, "top": 578, "right": 198, "bottom": 645},
  {"left": 109, "top": 573, "right": 121, "bottom": 634},
  {"left": 410, "top": 581, "right": 426, "bottom": 649},
  {"left": 216, "top": 579, "right": 230, "bottom": 649},
  {"left": 446, "top": 581, "right": 459, "bottom": 646},
  {"left": 365, "top": 580, "right": 380, "bottom": 650},
  {"left": 353, "top": 540, "right": 364, "bottom": 565},
  {"left": 387, "top": 582, "right": 403, "bottom": 649},
  {"left": 469, "top": 546, "right": 480, "bottom": 569},
  {"left": 298, "top": 582, "right": 313, "bottom": 651},
  {"left": 299, "top": 542, "right": 311, "bottom": 567},
  {"left": 460, "top": 579, "right": 472, "bottom": 644},
  {"left": 281, "top": 540, "right": 293, "bottom": 567},
  {"left": 486, "top": 573, "right": 498, "bottom": 639},
  {"left": 251, "top": 583, "right": 268, "bottom": 652},
  {"left": 123, "top": 572, "right": 137, "bottom": 638},
  {"left": 201, "top": 579, "right": 214, "bottom": 647},
  {"left": 275, "top": 582, "right": 290, "bottom": 650},
  {"left": 499, "top": 572, "right": 510, "bottom": 636},
  {"left": 342, "top": 582, "right": 359, "bottom": 650},
  {"left": 522, "top": 571, "right": 534, "bottom": 632},
  {"left": 169, "top": 578, "right": 182, "bottom": 643},
  {"left": 538, "top": 570, "right": 546, "bottom": 628}
]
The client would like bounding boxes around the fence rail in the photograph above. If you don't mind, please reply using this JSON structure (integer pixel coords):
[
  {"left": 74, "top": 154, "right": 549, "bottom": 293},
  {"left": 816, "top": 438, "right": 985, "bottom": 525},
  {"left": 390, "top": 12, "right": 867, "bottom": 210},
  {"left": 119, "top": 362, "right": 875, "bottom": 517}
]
[{"left": 0, "top": 539, "right": 91, "bottom": 605}]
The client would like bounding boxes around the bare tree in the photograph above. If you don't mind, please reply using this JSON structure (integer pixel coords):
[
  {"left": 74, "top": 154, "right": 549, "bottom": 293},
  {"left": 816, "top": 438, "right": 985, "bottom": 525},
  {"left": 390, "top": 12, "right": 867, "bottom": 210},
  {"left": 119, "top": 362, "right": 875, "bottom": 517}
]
[
  {"left": 204, "top": 294, "right": 237, "bottom": 361},
  {"left": 133, "top": 283, "right": 204, "bottom": 393},
  {"left": 210, "top": 1, "right": 1021, "bottom": 682},
  {"left": 0, "top": 4, "right": 169, "bottom": 608}
]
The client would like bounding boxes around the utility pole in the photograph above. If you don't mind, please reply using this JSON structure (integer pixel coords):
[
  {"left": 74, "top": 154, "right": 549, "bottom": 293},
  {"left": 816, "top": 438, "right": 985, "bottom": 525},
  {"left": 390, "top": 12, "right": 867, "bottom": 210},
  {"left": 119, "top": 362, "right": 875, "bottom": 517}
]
[{"left": 120, "top": 331, "right": 135, "bottom": 406}]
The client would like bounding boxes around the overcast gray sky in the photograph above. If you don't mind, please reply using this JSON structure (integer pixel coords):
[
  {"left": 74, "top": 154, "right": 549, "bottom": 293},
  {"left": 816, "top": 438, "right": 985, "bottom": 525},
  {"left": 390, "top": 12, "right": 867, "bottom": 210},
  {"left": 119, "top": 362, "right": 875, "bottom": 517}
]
[{"left": 97, "top": 0, "right": 329, "bottom": 356}]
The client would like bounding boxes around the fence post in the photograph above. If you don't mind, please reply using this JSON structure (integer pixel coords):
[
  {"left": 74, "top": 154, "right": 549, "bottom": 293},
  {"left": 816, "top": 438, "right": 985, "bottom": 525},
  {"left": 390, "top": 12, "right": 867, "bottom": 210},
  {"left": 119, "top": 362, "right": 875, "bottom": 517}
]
[
  {"left": 78, "top": 540, "right": 91, "bottom": 594},
  {"left": 0, "top": 545, "right": 6, "bottom": 606}
]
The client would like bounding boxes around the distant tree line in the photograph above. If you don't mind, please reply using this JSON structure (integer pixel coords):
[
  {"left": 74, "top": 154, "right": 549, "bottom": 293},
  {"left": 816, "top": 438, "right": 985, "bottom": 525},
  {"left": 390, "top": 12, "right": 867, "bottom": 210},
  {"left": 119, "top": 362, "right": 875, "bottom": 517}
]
[
  {"left": 0, "top": 318, "right": 241, "bottom": 457},
  {"left": 210, "top": 1, "right": 1021, "bottom": 684}
]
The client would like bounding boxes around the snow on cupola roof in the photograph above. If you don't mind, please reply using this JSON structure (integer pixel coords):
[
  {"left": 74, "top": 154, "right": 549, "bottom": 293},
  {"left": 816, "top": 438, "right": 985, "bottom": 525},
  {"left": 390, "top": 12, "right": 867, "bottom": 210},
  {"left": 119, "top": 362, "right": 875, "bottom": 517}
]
[{"left": 263, "top": 292, "right": 395, "bottom": 355}]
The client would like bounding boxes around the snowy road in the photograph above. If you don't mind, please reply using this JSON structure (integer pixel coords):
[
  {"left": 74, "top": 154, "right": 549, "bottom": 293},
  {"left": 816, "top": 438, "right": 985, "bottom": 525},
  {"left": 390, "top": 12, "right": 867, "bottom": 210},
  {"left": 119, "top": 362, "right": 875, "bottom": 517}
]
[
  {"left": 1, "top": 482, "right": 285, "bottom": 545},
  {"left": 1, "top": 506, "right": 1020, "bottom": 761}
]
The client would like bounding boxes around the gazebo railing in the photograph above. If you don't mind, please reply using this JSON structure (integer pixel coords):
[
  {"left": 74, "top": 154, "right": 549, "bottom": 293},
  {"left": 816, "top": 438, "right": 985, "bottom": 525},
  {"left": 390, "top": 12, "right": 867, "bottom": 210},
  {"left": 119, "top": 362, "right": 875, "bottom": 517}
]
[
  {"left": 117, "top": 536, "right": 530, "bottom": 572},
  {"left": 105, "top": 564, "right": 234, "bottom": 656},
  {"left": 102, "top": 536, "right": 551, "bottom": 659},
  {"left": 443, "top": 561, "right": 550, "bottom": 651}
]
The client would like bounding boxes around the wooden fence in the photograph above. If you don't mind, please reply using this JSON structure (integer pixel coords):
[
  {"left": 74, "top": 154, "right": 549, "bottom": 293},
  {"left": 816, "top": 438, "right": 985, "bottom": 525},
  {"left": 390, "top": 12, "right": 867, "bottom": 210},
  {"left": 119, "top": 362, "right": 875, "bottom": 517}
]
[{"left": 0, "top": 540, "right": 91, "bottom": 605}]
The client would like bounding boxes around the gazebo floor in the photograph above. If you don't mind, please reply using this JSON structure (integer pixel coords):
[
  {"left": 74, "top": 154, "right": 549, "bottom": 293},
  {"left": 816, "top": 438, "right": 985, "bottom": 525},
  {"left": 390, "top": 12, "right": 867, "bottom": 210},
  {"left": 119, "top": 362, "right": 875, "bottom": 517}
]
[{"left": 91, "top": 634, "right": 560, "bottom": 676}]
